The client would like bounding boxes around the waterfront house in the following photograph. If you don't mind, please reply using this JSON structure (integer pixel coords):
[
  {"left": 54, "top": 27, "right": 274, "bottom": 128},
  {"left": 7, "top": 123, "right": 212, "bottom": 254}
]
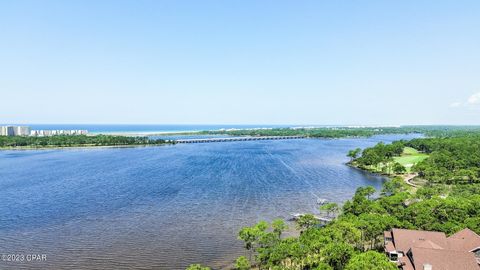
[{"left": 384, "top": 228, "right": 480, "bottom": 269}]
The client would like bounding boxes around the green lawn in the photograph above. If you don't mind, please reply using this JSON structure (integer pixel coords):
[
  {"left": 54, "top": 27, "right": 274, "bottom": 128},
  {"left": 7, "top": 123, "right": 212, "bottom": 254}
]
[
  {"left": 393, "top": 147, "right": 429, "bottom": 171},
  {"left": 359, "top": 147, "right": 429, "bottom": 174},
  {"left": 402, "top": 147, "right": 420, "bottom": 155}
]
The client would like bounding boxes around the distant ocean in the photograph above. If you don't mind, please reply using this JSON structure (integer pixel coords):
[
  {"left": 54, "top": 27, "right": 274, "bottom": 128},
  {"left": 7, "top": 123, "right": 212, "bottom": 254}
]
[{"left": 2, "top": 124, "right": 293, "bottom": 134}]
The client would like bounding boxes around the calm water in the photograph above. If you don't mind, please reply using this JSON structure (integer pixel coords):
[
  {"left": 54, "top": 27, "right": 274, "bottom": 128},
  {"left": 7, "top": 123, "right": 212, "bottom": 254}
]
[{"left": 0, "top": 134, "right": 420, "bottom": 270}]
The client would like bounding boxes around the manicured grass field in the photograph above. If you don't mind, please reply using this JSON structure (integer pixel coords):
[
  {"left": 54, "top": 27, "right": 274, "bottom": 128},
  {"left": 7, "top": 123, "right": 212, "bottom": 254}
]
[
  {"left": 358, "top": 147, "right": 429, "bottom": 174},
  {"left": 402, "top": 147, "right": 420, "bottom": 155},
  {"left": 393, "top": 147, "right": 429, "bottom": 171}
]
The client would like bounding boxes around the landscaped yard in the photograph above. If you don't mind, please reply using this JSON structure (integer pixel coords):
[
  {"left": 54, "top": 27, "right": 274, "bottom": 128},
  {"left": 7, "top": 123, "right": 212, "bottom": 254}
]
[{"left": 393, "top": 147, "right": 429, "bottom": 172}]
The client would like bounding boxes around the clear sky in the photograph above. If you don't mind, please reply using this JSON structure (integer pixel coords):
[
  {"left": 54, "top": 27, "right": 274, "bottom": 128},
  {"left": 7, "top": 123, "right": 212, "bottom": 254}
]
[{"left": 1, "top": 0, "right": 479, "bottom": 125}]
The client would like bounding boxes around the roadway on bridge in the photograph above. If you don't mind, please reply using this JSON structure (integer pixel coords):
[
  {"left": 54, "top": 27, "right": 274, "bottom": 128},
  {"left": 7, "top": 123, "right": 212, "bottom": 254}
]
[{"left": 174, "top": 136, "right": 306, "bottom": 144}]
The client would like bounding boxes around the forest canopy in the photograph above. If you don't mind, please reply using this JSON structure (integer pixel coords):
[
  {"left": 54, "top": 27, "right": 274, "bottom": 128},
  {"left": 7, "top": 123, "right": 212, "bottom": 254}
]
[
  {"left": 187, "top": 131, "right": 480, "bottom": 270},
  {"left": 353, "top": 135, "right": 480, "bottom": 184},
  {"left": 0, "top": 135, "right": 170, "bottom": 148}
]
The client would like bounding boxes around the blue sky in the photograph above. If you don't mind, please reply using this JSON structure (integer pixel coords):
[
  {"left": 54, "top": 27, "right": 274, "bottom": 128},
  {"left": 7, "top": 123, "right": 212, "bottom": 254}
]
[{"left": 1, "top": 0, "right": 479, "bottom": 125}]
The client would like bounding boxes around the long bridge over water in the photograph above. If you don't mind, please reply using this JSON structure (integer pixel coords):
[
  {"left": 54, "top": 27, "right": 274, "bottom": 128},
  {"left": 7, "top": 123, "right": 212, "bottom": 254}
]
[{"left": 175, "top": 135, "right": 305, "bottom": 144}]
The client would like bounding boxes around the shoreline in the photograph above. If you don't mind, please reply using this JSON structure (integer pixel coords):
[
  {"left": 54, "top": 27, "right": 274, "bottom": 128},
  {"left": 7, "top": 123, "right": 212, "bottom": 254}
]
[{"left": 347, "top": 162, "right": 420, "bottom": 189}]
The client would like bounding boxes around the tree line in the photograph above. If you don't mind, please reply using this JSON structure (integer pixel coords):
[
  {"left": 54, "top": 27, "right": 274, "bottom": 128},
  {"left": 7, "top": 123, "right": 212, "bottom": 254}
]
[
  {"left": 200, "top": 125, "right": 480, "bottom": 139},
  {"left": 0, "top": 135, "right": 171, "bottom": 148}
]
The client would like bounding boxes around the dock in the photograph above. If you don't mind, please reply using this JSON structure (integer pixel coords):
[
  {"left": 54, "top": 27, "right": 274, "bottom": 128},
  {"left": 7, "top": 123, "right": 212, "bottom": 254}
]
[
  {"left": 290, "top": 213, "right": 333, "bottom": 223},
  {"left": 316, "top": 198, "right": 328, "bottom": 205}
]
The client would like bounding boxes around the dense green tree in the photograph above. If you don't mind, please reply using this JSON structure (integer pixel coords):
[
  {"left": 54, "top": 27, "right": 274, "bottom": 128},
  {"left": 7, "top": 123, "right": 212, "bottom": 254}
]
[
  {"left": 344, "top": 251, "right": 397, "bottom": 270},
  {"left": 351, "top": 133, "right": 480, "bottom": 183},
  {"left": 347, "top": 148, "right": 362, "bottom": 162},
  {"left": 320, "top": 203, "right": 340, "bottom": 217},
  {"left": 392, "top": 162, "right": 406, "bottom": 174},
  {"left": 402, "top": 196, "right": 477, "bottom": 234},
  {"left": 321, "top": 243, "right": 354, "bottom": 270},
  {"left": 465, "top": 217, "right": 480, "bottom": 234},
  {"left": 185, "top": 264, "right": 211, "bottom": 270},
  {"left": 234, "top": 256, "right": 250, "bottom": 270},
  {"left": 238, "top": 227, "right": 256, "bottom": 256},
  {"left": 201, "top": 126, "right": 473, "bottom": 139},
  {"left": 313, "top": 262, "right": 334, "bottom": 270},
  {"left": 295, "top": 214, "right": 320, "bottom": 231},
  {"left": 381, "top": 177, "right": 407, "bottom": 196},
  {"left": 238, "top": 221, "right": 268, "bottom": 262},
  {"left": 414, "top": 185, "right": 448, "bottom": 199},
  {"left": 355, "top": 213, "right": 400, "bottom": 249},
  {"left": 272, "top": 219, "right": 288, "bottom": 238},
  {"left": 343, "top": 186, "right": 377, "bottom": 216},
  {"left": 328, "top": 220, "right": 362, "bottom": 247},
  {"left": 358, "top": 186, "right": 376, "bottom": 200},
  {"left": 0, "top": 134, "right": 170, "bottom": 148},
  {"left": 378, "top": 192, "right": 409, "bottom": 217}
]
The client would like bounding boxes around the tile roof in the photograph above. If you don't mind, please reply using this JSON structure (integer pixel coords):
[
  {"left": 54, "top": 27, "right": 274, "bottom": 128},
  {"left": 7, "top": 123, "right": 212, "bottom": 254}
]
[
  {"left": 391, "top": 228, "right": 448, "bottom": 252},
  {"left": 414, "top": 239, "right": 444, "bottom": 250},
  {"left": 447, "top": 228, "right": 480, "bottom": 252},
  {"left": 385, "top": 241, "right": 396, "bottom": 252},
  {"left": 385, "top": 228, "right": 480, "bottom": 270},
  {"left": 410, "top": 247, "right": 479, "bottom": 270},
  {"left": 398, "top": 256, "right": 414, "bottom": 270}
]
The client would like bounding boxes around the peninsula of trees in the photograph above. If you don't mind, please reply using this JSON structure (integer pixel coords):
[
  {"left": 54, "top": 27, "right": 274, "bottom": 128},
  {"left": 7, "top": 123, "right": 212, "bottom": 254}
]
[
  {"left": 351, "top": 135, "right": 480, "bottom": 184},
  {"left": 187, "top": 131, "right": 480, "bottom": 270},
  {"left": 0, "top": 134, "right": 172, "bottom": 148},
  {"left": 200, "top": 125, "right": 480, "bottom": 139}
]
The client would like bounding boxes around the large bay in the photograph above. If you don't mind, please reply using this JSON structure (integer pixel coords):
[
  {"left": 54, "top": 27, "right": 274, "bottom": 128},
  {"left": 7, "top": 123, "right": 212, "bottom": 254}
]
[{"left": 0, "top": 134, "right": 420, "bottom": 269}]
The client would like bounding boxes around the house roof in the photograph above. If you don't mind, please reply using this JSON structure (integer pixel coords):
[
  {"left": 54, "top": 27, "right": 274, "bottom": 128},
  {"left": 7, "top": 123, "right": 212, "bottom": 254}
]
[
  {"left": 391, "top": 228, "right": 448, "bottom": 252},
  {"left": 447, "top": 228, "right": 480, "bottom": 252},
  {"left": 385, "top": 241, "right": 396, "bottom": 253},
  {"left": 410, "top": 247, "right": 480, "bottom": 270},
  {"left": 398, "top": 256, "right": 414, "bottom": 270},
  {"left": 414, "top": 239, "right": 444, "bottom": 250}
]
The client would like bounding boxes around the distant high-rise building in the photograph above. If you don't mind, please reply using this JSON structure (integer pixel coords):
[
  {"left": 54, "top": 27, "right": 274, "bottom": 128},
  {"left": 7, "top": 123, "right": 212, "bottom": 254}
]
[
  {"left": 2, "top": 126, "right": 88, "bottom": 137},
  {"left": 14, "top": 126, "right": 31, "bottom": 136},
  {"left": 0, "top": 126, "right": 15, "bottom": 136}
]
